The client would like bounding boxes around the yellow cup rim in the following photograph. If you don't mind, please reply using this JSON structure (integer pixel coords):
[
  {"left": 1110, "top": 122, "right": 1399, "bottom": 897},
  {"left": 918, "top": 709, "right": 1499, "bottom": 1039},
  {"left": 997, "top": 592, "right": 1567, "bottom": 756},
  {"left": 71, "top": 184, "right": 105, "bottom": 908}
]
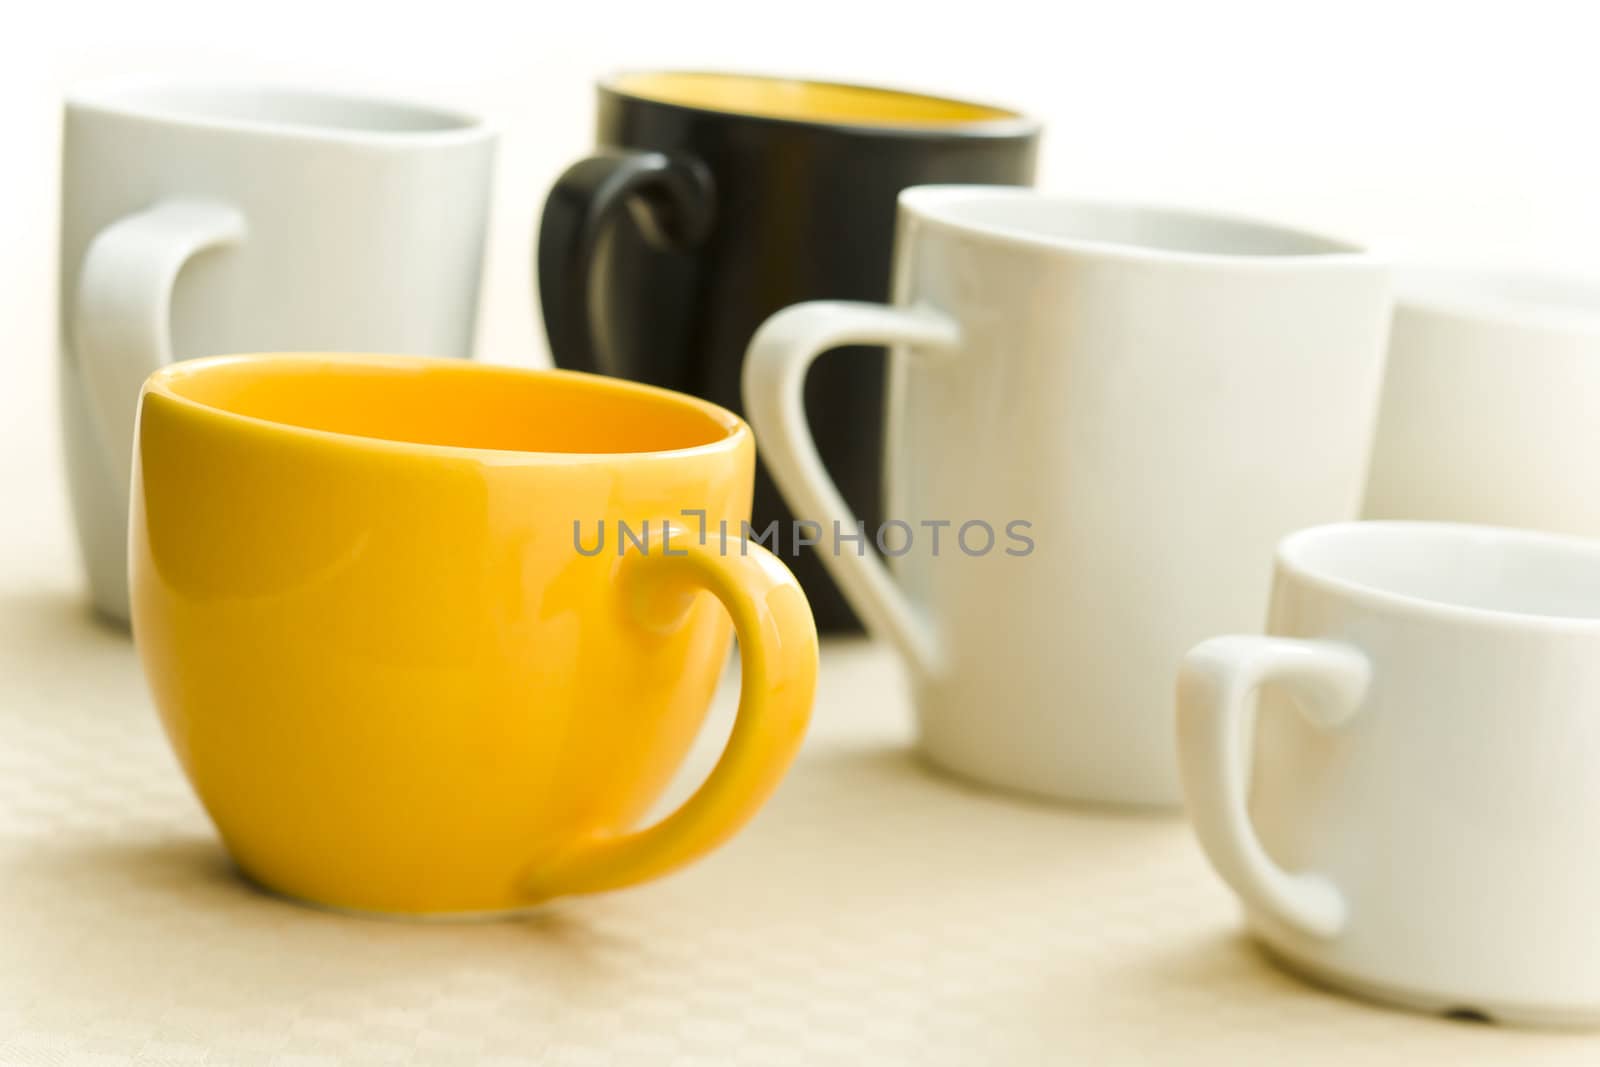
[
  {"left": 599, "top": 69, "right": 1039, "bottom": 136},
  {"left": 142, "top": 353, "right": 750, "bottom": 465}
]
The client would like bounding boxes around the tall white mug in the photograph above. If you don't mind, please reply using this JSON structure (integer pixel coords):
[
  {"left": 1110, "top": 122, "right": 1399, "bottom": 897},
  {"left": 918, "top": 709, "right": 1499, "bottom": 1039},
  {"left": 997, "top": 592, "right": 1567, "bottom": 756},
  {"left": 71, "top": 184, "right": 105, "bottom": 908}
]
[
  {"left": 744, "top": 187, "right": 1392, "bottom": 806},
  {"left": 1180, "top": 522, "right": 1600, "bottom": 1026},
  {"left": 60, "top": 80, "right": 496, "bottom": 623},
  {"left": 1364, "top": 266, "right": 1600, "bottom": 535}
]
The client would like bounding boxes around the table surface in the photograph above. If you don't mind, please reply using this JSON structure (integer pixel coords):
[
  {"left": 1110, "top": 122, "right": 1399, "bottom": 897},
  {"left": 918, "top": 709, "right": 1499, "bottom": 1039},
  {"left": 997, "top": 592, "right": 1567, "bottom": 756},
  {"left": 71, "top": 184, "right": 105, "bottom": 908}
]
[{"left": 5, "top": 394, "right": 1599, "bottom": 1066}]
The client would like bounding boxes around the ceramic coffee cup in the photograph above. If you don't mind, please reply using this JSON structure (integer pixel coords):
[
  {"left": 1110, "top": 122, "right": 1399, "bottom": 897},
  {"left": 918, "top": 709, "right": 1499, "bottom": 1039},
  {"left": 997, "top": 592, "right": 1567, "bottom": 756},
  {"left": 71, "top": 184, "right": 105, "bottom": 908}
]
[
  {"left": 744, "top": 187, "right": 1391, "bottom": 806},
  {"left": 1179, "top": 521, "right": 1600, "bottom": 1026},
  {"left": 130, "top": 353, "right": 816, "bottom": 916},
  {"left": 1364, "top": 266, "right": 1600, "bottom": 536},
  {"left": 61, "top": 80, "right": 496, "bottom": 624},
  {"left": 538, "top": 71, "right": 1039, "bottom": 633}
]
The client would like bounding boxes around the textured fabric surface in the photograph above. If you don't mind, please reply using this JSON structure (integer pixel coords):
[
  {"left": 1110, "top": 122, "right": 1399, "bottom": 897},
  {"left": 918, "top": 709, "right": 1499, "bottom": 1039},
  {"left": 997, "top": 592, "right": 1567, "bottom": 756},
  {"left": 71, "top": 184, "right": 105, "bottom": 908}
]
[
  {"left": 6, "top": 595, "right": 1600, "bottom": 1064},
  {"left": 3, "top": 409, "right": 1599, "bottom": 1064}
]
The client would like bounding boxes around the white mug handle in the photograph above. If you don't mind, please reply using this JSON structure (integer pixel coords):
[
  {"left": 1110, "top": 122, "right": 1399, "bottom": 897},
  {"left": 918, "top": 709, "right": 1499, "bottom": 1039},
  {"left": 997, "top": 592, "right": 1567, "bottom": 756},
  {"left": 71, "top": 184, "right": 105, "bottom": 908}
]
[
  {"left": 74, "top": 199, "right": 247, "bottom": 491},
  {"left": 1176, "top": 635, "right": 1371, "bottom": 938},
  {"left": 742, "top": 300, "right": 959, "bottom": 676}
]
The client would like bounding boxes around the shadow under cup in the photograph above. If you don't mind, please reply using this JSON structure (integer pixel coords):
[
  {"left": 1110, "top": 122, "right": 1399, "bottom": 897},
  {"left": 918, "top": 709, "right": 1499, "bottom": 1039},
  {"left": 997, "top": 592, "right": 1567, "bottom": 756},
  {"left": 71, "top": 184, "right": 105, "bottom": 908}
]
[{"left": 130, "top": 353, "right": 811, "bottom": 916}]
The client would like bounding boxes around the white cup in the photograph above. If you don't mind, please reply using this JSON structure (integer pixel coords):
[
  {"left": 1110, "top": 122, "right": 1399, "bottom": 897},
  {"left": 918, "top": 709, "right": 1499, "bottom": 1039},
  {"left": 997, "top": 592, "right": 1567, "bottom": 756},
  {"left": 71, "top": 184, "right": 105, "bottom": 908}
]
[
  {"left": 1179, "top": 521, "right": 1600, "bottom": 1026},
  {"left": 1364, "top": 266, "right": 1600, "bottom": 534},
  {"left": 744, "top": 187, "right": 1392, "bottom": 806},
  {"left": 60, "top": 80, "right": 496, "bottom": 623}
]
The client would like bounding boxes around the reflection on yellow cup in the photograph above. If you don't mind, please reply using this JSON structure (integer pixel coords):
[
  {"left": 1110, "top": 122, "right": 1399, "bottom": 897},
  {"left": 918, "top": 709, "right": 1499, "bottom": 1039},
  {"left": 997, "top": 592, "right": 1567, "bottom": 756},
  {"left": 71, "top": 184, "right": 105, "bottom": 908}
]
[{"left": 130, "top": 353, "right": 817, "bottom": 916}]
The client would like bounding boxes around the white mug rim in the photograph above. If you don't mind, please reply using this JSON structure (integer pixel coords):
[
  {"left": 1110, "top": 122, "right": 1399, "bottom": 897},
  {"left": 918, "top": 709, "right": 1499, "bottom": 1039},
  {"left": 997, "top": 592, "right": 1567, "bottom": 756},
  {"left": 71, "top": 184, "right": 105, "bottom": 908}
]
[
  {"left": 64, "top": 76, "right": 492, "bottom": 148},
  {"left": 896, "top": 185, "right": 1375, "bottom": 270},
  {"left": 1397, "top": 263, "right": 1600, "bottom": 342}
]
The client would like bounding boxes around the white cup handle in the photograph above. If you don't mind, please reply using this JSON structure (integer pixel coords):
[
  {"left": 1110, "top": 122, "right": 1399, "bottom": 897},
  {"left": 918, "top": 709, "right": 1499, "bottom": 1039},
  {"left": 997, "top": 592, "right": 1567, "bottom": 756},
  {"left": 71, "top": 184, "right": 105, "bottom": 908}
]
[
  {"left": 742, "top": 300, "right": 959, "bottom": 675},
  {"left": 1177, "top": 635, "right": 1370, "bottom": 938},
  {"left": 74, "top": 199, "right": 246, "bottom": 491}
]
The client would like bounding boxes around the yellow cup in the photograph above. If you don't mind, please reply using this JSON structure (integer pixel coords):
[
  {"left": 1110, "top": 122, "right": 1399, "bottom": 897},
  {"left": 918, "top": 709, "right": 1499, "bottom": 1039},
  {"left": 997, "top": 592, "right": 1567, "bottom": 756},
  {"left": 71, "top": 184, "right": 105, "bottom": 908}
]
[{"left": 131, "top": 353, "right": 817, "bottom": 915}]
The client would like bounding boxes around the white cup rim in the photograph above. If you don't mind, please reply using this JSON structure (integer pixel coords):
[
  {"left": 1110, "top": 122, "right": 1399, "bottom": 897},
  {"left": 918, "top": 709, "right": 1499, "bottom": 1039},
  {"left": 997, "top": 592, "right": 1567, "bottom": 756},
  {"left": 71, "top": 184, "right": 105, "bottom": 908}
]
[
  {"left": 1397, "top": 263, "right": 1600, "bottom": 341},
  {"left": 897, "top": 186, "right": 1374, "bottom": 269},
  {"left": 1278, "top": 521, "right": 1600, "bottom": 632},
  {"left": 65, "top": 77, "right": 492, "bottom": 148}
]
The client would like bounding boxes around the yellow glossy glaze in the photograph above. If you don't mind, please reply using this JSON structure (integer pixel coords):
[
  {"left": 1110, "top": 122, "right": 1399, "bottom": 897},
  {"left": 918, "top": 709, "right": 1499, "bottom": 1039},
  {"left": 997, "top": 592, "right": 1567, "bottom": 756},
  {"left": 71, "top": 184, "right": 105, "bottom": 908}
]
[
  {"left": 609, "top": 71, "right": 1018, "bottom": 126},
  {"left": 131, "top": 353, "right": 817, "bottom": 915}
]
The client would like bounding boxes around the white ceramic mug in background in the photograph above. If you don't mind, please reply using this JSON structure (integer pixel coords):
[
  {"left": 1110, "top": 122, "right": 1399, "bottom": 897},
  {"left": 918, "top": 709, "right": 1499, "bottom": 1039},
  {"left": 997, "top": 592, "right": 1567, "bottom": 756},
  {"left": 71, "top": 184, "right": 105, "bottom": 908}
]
[
  {"left": 60, "top": 80, "right": 496, "bottom": 623},
  {"left": 744, "top": 187, "right": 1392, "bottom": 806},
  {"left": 1179, "top": 521, "right": 1600, "bottom": 1026},
  {"left": 1364, "top": 267, "right": 1600, "bottom": 534}
]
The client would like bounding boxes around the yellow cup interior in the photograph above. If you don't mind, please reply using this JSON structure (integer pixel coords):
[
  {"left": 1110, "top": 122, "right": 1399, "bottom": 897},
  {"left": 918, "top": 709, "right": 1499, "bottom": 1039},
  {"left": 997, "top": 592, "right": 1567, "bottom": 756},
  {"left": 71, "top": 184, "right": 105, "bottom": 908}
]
[
  {"left": 159, "top": 355, "right": 738, "bottom": 455},
  {"left": 608, "top": 71, "right": 1020, "bottom": 127}
]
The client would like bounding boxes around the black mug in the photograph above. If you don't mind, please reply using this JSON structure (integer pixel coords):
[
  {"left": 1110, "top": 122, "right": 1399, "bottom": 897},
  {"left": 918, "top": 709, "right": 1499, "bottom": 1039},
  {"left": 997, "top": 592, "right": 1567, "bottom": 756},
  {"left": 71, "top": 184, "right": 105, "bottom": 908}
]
[{"left": 539, "top": 71, "right": 1039, "bottom": 632}]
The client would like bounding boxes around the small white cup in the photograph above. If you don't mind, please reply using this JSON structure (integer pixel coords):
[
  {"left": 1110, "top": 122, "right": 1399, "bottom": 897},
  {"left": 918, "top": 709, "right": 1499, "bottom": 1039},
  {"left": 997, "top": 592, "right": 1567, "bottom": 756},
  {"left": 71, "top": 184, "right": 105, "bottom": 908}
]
[{"left": 1179, "top": 521, "right": 1600, "bottom": 1026}]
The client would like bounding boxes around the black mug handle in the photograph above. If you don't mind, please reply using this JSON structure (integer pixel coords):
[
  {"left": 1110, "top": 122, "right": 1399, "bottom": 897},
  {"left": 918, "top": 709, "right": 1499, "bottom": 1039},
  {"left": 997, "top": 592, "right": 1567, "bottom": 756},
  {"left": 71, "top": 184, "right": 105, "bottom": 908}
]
[{"left": 536, "top": 150, "right": 715, "bottom": 377}]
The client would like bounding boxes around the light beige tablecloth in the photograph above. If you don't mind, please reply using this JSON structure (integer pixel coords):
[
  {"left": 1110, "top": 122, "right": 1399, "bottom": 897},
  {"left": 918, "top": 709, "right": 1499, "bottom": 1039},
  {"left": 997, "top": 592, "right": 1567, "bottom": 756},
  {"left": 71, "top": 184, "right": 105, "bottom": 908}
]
[{"left": 3, "top": 392, "right": 1597, "bottom": 1066}]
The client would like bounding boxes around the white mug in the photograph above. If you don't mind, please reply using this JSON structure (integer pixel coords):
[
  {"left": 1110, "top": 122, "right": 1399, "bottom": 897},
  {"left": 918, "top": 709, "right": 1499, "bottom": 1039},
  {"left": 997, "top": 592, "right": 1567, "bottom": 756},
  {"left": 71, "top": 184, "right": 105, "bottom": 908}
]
[
  {"left": 1179, "top": 521, "right": 1600, "bottom": 1026},
  {"left": 744, "top": 187, "right": 1392, "bottom": 806},
  {"left": 1364, "top": 266, "right": 1600, "bottom": 536},
  {"left": 60, "top": 80, "right": 496, "bottom": 623}
]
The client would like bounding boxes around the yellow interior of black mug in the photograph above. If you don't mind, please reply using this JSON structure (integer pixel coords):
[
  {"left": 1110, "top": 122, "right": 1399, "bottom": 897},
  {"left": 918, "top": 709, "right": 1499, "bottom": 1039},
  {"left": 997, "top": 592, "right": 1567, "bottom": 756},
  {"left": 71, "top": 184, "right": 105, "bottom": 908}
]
[{"left": 609, "top": 71, "right": 1021, "bottom": 127}]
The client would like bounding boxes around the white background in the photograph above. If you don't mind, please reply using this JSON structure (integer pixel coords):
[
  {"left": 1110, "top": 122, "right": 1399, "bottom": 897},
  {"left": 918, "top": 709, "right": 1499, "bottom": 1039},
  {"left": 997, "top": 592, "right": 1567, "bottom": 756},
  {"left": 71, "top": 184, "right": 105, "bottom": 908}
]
[{"left": 4, "top": 0, "right": 1599, "bottom": 560}]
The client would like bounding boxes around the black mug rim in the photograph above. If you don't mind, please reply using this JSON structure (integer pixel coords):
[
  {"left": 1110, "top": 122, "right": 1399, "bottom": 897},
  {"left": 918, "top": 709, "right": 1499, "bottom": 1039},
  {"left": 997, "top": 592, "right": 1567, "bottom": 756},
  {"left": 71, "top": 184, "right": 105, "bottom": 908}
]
[{"left": 597, "top": 69, "right": 1041, "bottom": 140}]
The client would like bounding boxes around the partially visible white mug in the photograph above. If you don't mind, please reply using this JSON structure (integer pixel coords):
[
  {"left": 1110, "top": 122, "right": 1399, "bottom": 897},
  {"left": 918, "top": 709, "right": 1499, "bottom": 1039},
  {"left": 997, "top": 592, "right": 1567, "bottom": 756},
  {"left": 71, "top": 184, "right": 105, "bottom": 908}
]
[
  {"left": 1179, "top": 521, "right": 1600, "bottom": 1026},
  {"left": 745, "top": 187, "right": 1391, "bottom": 807},
  {"left": 60, "top": 80, "right": 496, "bottom": 623},
  {"left": 1364, "top": 266, "right": 1600, "bottom": 534}
]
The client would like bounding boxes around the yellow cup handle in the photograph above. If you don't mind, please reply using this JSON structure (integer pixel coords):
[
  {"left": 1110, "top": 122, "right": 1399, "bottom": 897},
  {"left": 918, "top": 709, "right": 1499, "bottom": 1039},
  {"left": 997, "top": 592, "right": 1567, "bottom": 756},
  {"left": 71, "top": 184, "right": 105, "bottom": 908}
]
[{"left": 522, "top": 526, "right": 818, "bottom": 902}]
